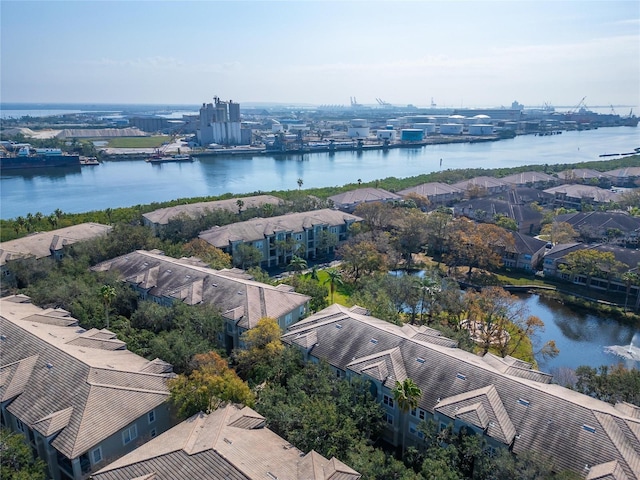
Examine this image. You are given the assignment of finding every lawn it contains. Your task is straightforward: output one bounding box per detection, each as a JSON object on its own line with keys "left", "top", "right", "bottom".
{"left": 309, "top": 269, "right": 353, "bottom": 306}
{"left": 105, "top": 136, "right": 171, "bottom": 148}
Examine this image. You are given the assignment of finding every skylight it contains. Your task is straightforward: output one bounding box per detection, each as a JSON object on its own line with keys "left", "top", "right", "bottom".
{"left": 456, "top": 373, "right": 466, "bottom": 380}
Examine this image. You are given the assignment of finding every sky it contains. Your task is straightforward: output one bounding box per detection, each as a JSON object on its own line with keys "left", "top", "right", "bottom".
{"left": 1, "top": 0, "right": 639, "bottom": 109}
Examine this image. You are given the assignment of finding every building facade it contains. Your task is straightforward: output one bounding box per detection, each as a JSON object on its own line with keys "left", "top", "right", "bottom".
{"left": 0, "top": 295, "right": 175, "bottom": 480}
{"left": 197, "top": 97, "right": 243, "bottom": 146}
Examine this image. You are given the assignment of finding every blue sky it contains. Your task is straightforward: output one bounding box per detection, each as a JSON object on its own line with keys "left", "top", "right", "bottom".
{"left": 1, "top": 0, "right": 638, "bottom": 108}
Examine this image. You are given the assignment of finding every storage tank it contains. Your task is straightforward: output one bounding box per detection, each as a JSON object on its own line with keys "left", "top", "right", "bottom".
{"left": 413, "top": 123, "right": 436, "bottom": 134}
{"left": 351, "top": 118, "right": 368, "bottom": 128}
{"left": 448, "top": 114, "right": 465, "bottom": 124}
{"left": 401, "top": 129, "right": 424, "bottom": 141}
{"left": 376, "top": 129, "right": 396, "bottom": 141}
{"left": 468, "top": 124, "right": 493, "bottom": 135}
{"left": 348, "top": 119, "right": 370, "bottom": 138}
{"left": 272, "top": 123, "right": 284, "bottom": 133}
{"left": 440, "top": 123, "right": 464, "bottom": 135}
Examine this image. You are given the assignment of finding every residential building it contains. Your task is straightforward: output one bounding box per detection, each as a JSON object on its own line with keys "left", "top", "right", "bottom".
{"left": 502, "top": 232, "right": 548, "bottom": 271}
{"left": 0, "top": 294, "right": 175, "bottom": 480}
{"left": 0, "top": 223, "right": 111, "bottom": 268}
{"left": 92, "top": 404, "right": 361, "bottom": 480}
{"left": 555, "top": 211, "right": 640, "bottom": 247}
{"left": 540, "top": 184, "right": 621, "bottom": 210}
{"left": 328, "top": 187, "right": 403, "bottom": 213}
{"left": 141, "top": 195, "right": 283, "bottom": 234}
{"left": 91, "top": 250, "right": 310, "bottom": 351}
{"left": 398, "top": 182, "right": 464, "bottom": 205}
{"left": 199, "top": 209, "right": 361, "bottom": 269}
{"left": 452, "top": 176, "right": 510, "bottom": 197}
{"left": 604, "top": 167, "right": 640, "bottom": 187}
{"left": 557, "top": 168, "right": 614, "bottom": 187}
{"left": 500, "top": 171, "right": 558, "bottom": 188}
{"left": 282, "top": 304, "right": 640, "bottom": 479}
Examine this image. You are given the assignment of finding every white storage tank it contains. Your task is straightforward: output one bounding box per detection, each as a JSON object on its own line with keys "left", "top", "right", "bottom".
{"left": 348, "top": 118, "right": 370, "bottom": 138}
{"left": 272, "top": 123, "right": 284, "bottom": 133}
{"left": 413, "top": 123, "right": 436, "bottom": 134}
{"left": 351, "top": 118, "right": 368, "bottom": 128}
{"left": 386, "top": 118, "right": 402, "bottom": 127}
{"left": 440, "top": 123, "right": 464, "bottom": 135}
{"left": 448, "top": 114, "right": 466, "bottom": 124}
{"left": 376, "top": 129, "right": 396, "bottom": 141}
{"left": 468, "top": 124, "right": 494, "bottom": 135}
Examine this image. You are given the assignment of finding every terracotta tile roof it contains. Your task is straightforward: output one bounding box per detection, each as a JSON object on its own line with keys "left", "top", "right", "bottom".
{"left": 0, "top": 223, "right": 111, "bottom": 266}
{"left": 92, "top": 250, "right": 310, "bottom": 328}
{"left": 93, "top": 404, "right": 361, "bottom": 480}
{"left": 282, "top": 305, "right": 640, "bottom": 478}
{"left": 0, "top": 295, "right": 173, "bottom": 459}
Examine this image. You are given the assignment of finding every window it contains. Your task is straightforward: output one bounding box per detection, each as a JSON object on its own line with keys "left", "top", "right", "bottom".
{"left": 91, "top": 447, "right": 103, "bottom": 465}
{"left": 150, "top": 428, "right": 157, "bottom": 438}
{"left": 16, "top": 418, "right": 25, "bottom": 432}
{"left": 254, "top": 241, "right": 263, "bottom": 249}
{"left": 409, "top": 423, "right": 425, "bottom": 438}
{"left": 385, "top": 413, "right": 394, "bottom": 425}
{"left": 148, "top": 410, "right": 156, "bottom": 424}
{"left": 122, "top": 424, "right": 138, "bottom": 445}
{"left": 285, "top": 313, "right": 293, "bottom": 326}
{"left": 383, "top": 394, "right": 394, "bottom": 408}
{"left": 418, "top": 409, "right": 426, "bottom": 420}
{"left": 410, "top": 408, "right": 417, "bottom": 417}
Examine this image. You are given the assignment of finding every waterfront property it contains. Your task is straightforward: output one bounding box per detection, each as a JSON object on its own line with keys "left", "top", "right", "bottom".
{"left": 91, "top": 250, "right": 310, "bottom": 351}
{"left": 397, "top": 182, "right": 464, "bottom": 205}
{"left": 0, "top": 222, "right": 111, "bottom": 267}
{"left": 0, "top": 294, "right": 175, "bottom": 480}
{"left": 604, "top": 166, "right": 640, "bottom": 187}
{"left": 141, "top": 195, "right": 283, "bottom": 234}
{"left": 198, "top": 209, "right": 362, "bottom": 269}
{"left": 502, "top": 232, "right": 548, "bottom": 271}
{"left": 282, "top": 303, "right": 640, "bottom": 479}
{"left": 540, "top": 184, "right": 621, "bottom": 210}
{"left": 92, "top": 404, "right": 361, "bottom": 480}
{"left": 328, "top": 187, "right": 403, "bottom": 213}
{"left": 555, "top": 211, "right": 640, "bottom": 247}
{"left": 500, "top": 171, "right": 558, "bottom": 188}
{"left": 452, "top": 176, "right": 510, "bottom": 196}
{"left": 557, "top": 168, "right": 614, "bottom": 187}
{"left": 542, "top": 242, "right": 640, "bottom": 297}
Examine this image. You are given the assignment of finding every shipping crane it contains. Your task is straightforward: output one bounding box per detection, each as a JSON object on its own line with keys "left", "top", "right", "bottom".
{"left": 568, "top": 96, "right": 587, "bottom": 114}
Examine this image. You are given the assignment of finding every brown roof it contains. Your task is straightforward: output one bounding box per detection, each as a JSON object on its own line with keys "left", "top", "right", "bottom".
{"left": 328, "top": 188, "right": 402, "bottom": 208}
{"left": 142, "top": 195, "right": 283, "bottom": 226}
{"left": 0, "top": 223, "right": 111, "bottom": 266}
{"left": 0, "top": 295, "right": 173, "bottom": 459}
{"left": 398, "top": 182, "right": 463, "bottom": 198}
{"left": 282, "top": 304, "right": 640, "bottom": 479}
{"left": 92, "top": 250, "right": 310, "bottom": 328}
{"left": 199, "top": 209, "right": 361, "bottom": 248}
{"left": 92, "top": 404, "right": 361, "bottom": 480}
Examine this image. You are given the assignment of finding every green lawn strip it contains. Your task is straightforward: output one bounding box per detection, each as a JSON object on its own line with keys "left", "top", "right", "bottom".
{"left": 314, "top": 269, "right": 353, "bottom": 306}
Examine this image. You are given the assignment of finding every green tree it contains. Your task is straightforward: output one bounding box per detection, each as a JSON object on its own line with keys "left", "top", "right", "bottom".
{"left": 168, "top": 351, "right": 255, "bottom": 419}
{"left": 338, "top": 239, "right": 386, "bottom": 283}
{"left": 324, "top": 268, "right": 343, "bottom": 303}
{"left": 0, "top": 428, "right": 47, "bottom": 480}
{"left": 233, "top": 243, "right": 263, "bottom": 269}
{"left": 574, "top": 364, "right": 640, "bottom": 405}
{"left": 234, "top": 317, "right": 285, "bottom": 383}
{"left": 559, "top": 249, "right": 628, "bottom": 289}
{"left": 236, "top": 199, "right": 244, "bottom": 214}
{"left": 392, "top": 378, "right": 423, "bottom": 453}
{"left": 288, "top": 255, "right": 308, "bottom": 275}
{"left": 100, "top": 284, "right": 117, "bottom": 329}
{"left": 181, "top": 238, "right": 232, "bottom": 269}
{"left": 540, "top": 221, "right": 578, "bottom": 244}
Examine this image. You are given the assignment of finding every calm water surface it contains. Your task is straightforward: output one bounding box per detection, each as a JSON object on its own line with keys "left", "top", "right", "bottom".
{"left": 522, "top": 294, "right": 639, "bottom": 372}
{"left": 2, "top": 126, "right": 638, "bottom": 219}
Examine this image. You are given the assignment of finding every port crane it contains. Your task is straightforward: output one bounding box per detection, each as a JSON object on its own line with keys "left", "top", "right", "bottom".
{"left": 568, "top": 96, "right": 587, "bottom": 114}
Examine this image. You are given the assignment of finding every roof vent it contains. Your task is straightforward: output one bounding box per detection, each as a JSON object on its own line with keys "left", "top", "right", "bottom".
{"left": 0, "top": 334, "right": 6, "bottom": 341}
{"left": 582, "top": 424, "right": 596, "bottom": 434}
{"left": 167, "top": 269, "right": 172, "bottom": 273}
{"left": 223, "top": 437, "right": 232, "bottom": 444}
{"left": 370, "top": 338, "right": 378, "bottom": 345}
{"left": 267, "top": 473, "right": 278, "bottom": 480}
{"left": 46, "top": 363, "right": 54, "bottom": 369}
{"left": 518, "top": 398, "right": 530, "bottom": 407}
{"left": 456, "top": 373, "right": 466, "bottom": 380}
{"left": 336, "top": 324, "right": 342, "bottom": 329}
{"left": 212, "top": 283, "right": 218, "bottom": 287}
{"left": 416, "top": 357, "right": 426, "bottom": 364}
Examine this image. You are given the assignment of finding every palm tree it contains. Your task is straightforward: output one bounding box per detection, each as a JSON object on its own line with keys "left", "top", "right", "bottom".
{"left": 289, "top": 255, "right": 307, "bottom": 275}
{"left": 323, "top": 268, "right": 343, "bottom": 303}
{"left": 100, "top": 284, "right": 117, "bottom": 329}
{"left": 622, "top": 270, "right": 640, "bottom": 312}
{"left": 392, "top": 378, "right": 423, "bottom": 453}
{"left": 297, "top": 178, "right": 303, "bottom": 190}
{"left": 236, "top": 199, "right": 244, "bottom": 214}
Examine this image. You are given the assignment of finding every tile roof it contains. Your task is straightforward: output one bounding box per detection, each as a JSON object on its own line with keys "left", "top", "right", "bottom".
{"left": 397, "top": 182, "right": 463, "bottom": 197}
{"left": 199, "top": 209, "right": 362, "bottom": 248}
{"left": 555, "top": 212, "right": 640, "bottom": 236}
{"left": 328, "top": 188, "right": 402, "bottom": 207}
{"left": 557, "top": 169, "right": 614, "bottom": 181}
{"left": 0, "top": 295, "right": 173, "bottom": 459}
{"left": 501, "top": 171, "right": 557, "bottom": 185}
{"left": 142, "top": 195, "right": 283, "bottom": 226}
{"left": 92, "top": 404, "right": 361, "bottom": 480}
{"left": 452, "top": 176, "right": 509, "bottom": 190}
{"left": 92, "top": 250, "right": 310, "bottom": 328}
{"left": 604, "top": 167, "right": 640, "bottom": 178}
{"left": 543, "top": 184, "right": 621, "bottom": 203}
{"left": 282, "top": 304, "right": 640, "bottom": 479}
{"left": 0, "top": 223, "right": 112, "bottom": 266}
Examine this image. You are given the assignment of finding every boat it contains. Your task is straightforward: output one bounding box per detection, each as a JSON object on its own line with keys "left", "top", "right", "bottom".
{"left": 79, "top": 156, "right": 100, "bottom": 165}
{"left": 146, "top": 153, "right": 192, "bottom": 163}
{"left": 0, "top": 147, "right": 80, "bottom": 170}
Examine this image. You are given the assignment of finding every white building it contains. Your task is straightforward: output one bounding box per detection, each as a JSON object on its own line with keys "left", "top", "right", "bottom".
{"left": 197, "top": 97, "right": 243, "bottom": 146}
